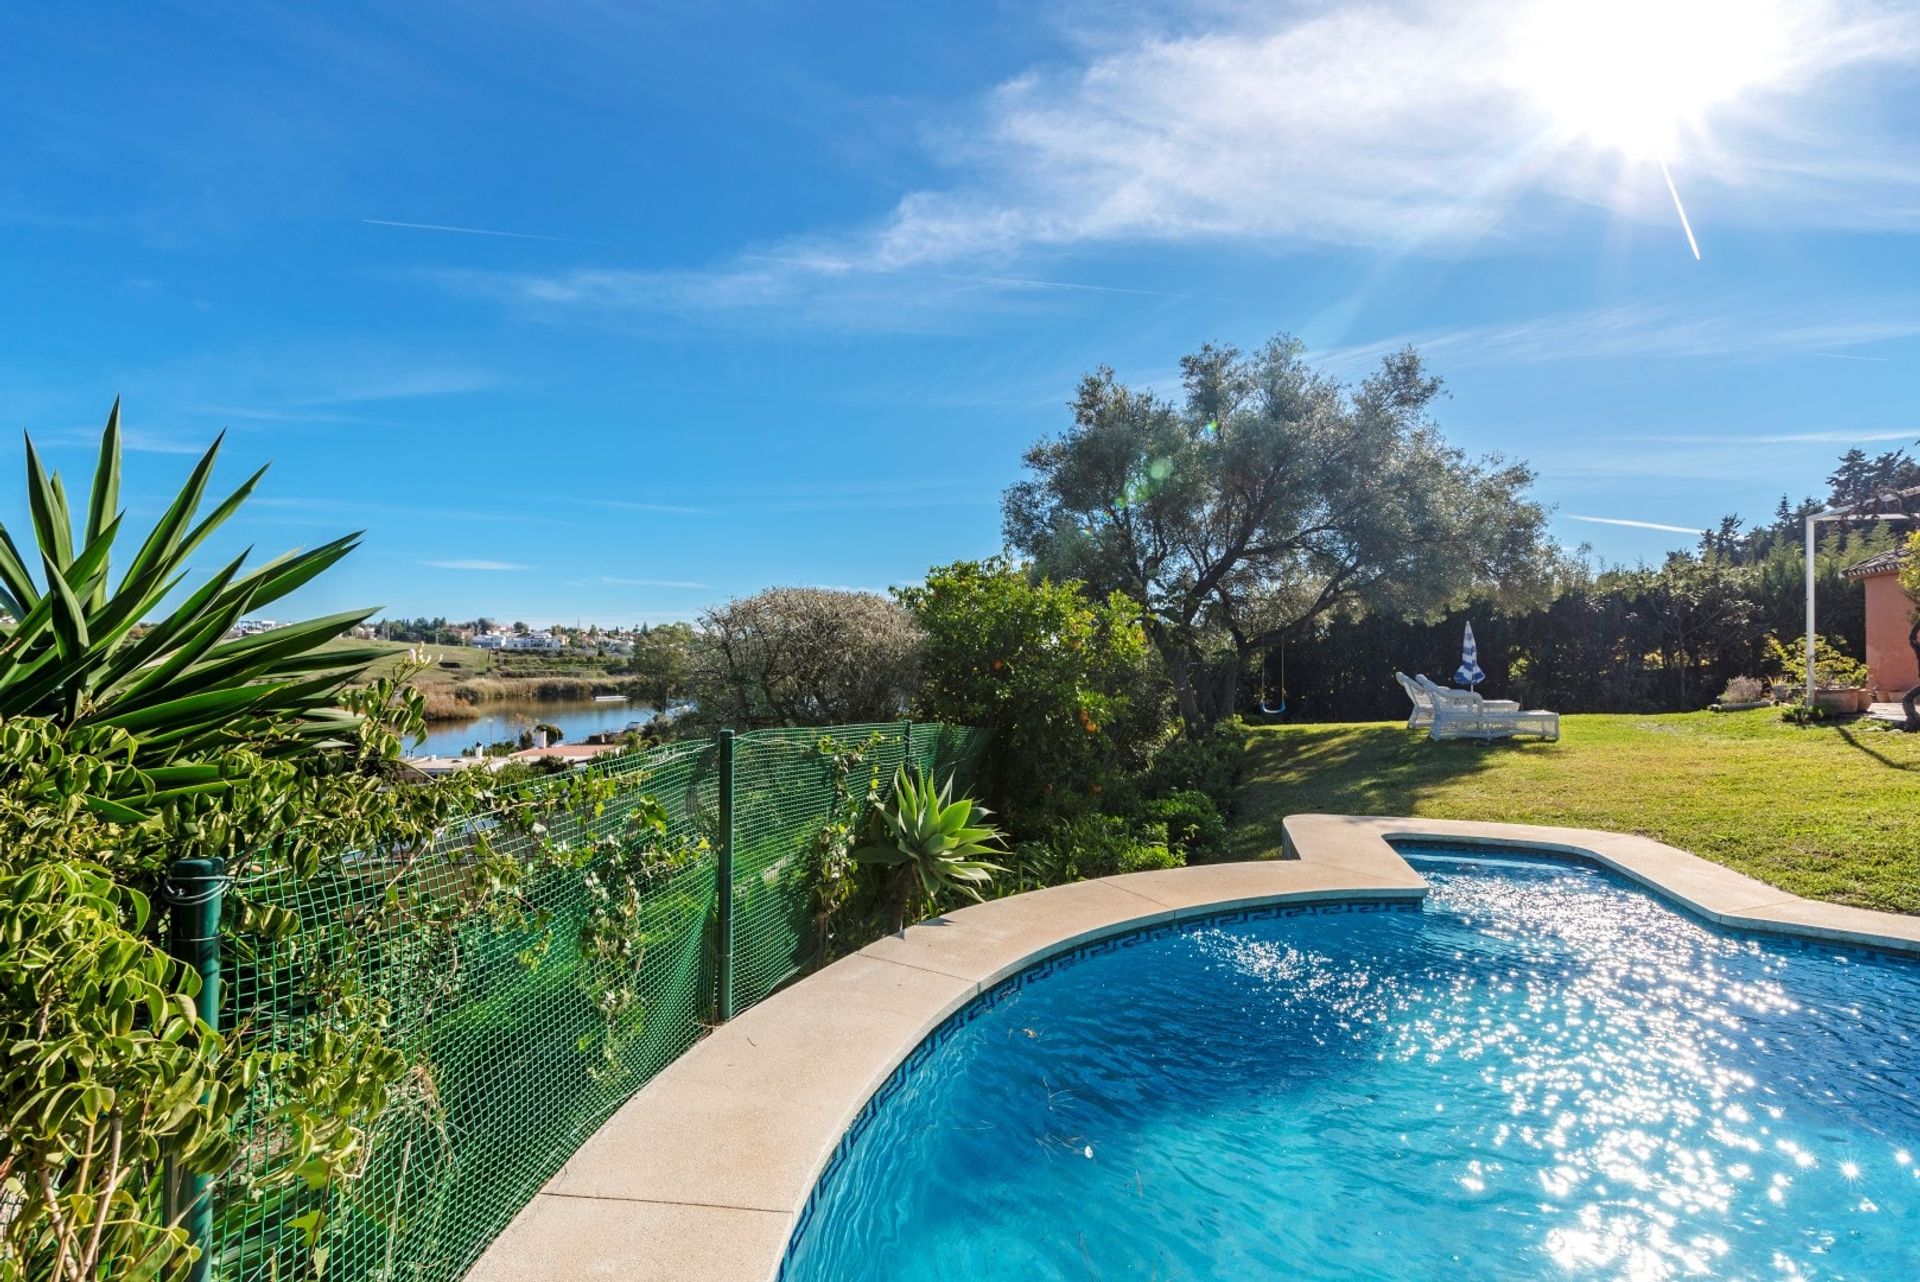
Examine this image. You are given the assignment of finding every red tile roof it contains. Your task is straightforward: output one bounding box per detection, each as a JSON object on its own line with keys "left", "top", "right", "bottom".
{"left": 1842, "top": 547, "right": 1911, "bottom": 579}
{"left": 507, "top": 742, "right": 625, "bottom": 762}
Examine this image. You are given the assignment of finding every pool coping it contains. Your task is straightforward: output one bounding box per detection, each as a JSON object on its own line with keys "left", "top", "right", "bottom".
{"left": 1285, "top": 814, "right": 1920, "bottom": 960}
{"left": 464, "top": 814, "right": 1920, "bottom": 1282}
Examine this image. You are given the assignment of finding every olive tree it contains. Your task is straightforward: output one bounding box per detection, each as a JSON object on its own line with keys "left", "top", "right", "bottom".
{"left": 1003, "top": 337, "right": 1552, "bottom": 729}
{"left": 691, "top": 587, "right": 923, "bottom": 727}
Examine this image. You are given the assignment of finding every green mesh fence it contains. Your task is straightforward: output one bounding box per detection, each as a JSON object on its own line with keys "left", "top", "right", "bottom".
{"left": 204, "top": 721, "right": 987, "bottom": 1282}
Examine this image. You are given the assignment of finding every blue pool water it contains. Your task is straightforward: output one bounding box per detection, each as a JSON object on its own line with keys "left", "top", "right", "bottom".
{"left": 780, "top": 847, "right": 1920, "bottom": 1281}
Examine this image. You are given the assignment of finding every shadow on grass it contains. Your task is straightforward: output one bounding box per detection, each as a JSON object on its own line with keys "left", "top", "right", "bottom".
{"left": 1230, "top": 722, "right": 1540, "bottom": 858}
{"left": 1835, "top": 726, "right": 1919, "bottom": 773}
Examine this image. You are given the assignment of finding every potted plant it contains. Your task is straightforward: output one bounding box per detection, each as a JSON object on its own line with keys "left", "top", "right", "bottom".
{"left": 1765, "top": 635, "right": 1872, "bottom": 715}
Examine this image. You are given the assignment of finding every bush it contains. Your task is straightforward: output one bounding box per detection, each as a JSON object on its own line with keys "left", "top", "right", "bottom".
{"left": 0, "top": 408, "right": 509, "bottom": 1280}
{"left": 1143, "top": 789, "right": 1228, "bottom": 863}
{"left": 1020, "top": 813, "right": 1184, "bottom": 884}
{"left": 900, "top": 559, "right": 1167, "bottom": 833}
{"left": 1765, "top": 633, "right": 1870, "bottom": 690}
{"left": 691, "top": 587, "right": 923, "bottom": 727}
{"left": 1142, "top": 716, "right": 1248, "bottom": 810}
{"left": 1718, "top": 675, "right": 1766, "bottom": 704}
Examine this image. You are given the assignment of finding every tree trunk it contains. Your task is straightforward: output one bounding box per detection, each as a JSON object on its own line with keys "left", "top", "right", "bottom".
{"left": 1161, "top": 645, "right": 1205, "bottom": 732}
{"left": 1197, "top": 660, "right": 1240, "bottom": 729}
{"left": 1149, "top": 627, "right": 1247, "bottom": 735}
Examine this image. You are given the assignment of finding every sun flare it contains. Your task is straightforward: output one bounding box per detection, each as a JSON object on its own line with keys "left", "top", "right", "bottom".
{"left": 1510, "top": 0, "right": 1796, "bottom": 159}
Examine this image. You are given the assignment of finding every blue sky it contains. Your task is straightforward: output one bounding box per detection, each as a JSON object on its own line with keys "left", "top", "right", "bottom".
{"left": 4, "top": 1, "right": 1918, "bottom": 626}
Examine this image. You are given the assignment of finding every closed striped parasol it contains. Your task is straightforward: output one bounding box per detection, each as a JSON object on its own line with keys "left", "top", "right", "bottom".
{"left": 1453, "top": 621, "right": 1485, "bottom": 690}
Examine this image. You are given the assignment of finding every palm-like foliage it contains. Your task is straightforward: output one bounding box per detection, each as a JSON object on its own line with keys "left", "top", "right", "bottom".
{"left": 0, "top": 402, "right": 385, "bottom": 790}
{"left": 855, "top": 766, "right": 1005, "bottom": 930}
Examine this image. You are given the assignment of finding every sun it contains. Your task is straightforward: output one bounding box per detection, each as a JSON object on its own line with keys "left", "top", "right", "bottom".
{"left": 1509, "top": 0, "right": 1796, "bottom": 160}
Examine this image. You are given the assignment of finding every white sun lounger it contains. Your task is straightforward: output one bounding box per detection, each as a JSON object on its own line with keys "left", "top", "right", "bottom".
{"left": 1394, "top": 671, "right": 1439, "bottom": 730}
{"left": 1396, "top": 670, "right": 1518, "bottom": 729}
{"left": 1406, "top": 673, "right": 1559, "bottom": 742}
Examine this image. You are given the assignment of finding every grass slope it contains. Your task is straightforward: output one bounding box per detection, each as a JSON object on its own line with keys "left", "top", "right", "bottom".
{"left": 1233, "top": 711, "right": 1920, "bottom": 915}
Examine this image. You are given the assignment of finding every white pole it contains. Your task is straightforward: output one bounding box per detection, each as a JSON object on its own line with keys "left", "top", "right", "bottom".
{"left": 1804, "top": 513, "right": 1818, "bottom": 709}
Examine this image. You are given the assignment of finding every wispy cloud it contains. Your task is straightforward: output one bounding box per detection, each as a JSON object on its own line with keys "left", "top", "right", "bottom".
{"left": 737, "top": 255, "right": 1236, "bottom": 303}
{"left": 563, "top": 496, "right": 713, "bottom": 516}
{"left": 43, "top": 425, "right": 205, "bottom": 456}
{"left": 363, "top": 217, "right": 580, "bottom": 243}
{"left": 254, "top": 496, "right": 577, "bottom": 528}
{"left": 1315, "top": 299, "right": 1920, "bottom": 370}
{"left": 1563, "top": 514, "right": 1706, "bottom": 535}
{"left": 196, "top": 404, "right": 399, "bottom": 427}
{"left": 423, "top": 559, "right": 532, "bottom": 571}
{"left": 559, "top": 479, "right": 997, "bottom": 518}
{"left": 114, "top": 342, "right": 504, "bottom": 432}
{"left": 432, "top": 1, "right": 1920, "bottom": 327}
{"left": 599, "top": 575, "right": 710, "bottom": 589}
{"left": 1653, "top": 428, "right": 1919, "bottom": 445}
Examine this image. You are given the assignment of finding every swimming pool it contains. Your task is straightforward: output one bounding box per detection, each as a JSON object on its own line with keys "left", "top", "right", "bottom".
{"left": 779, "top": 845, "right": 1920, "bottom": 1280}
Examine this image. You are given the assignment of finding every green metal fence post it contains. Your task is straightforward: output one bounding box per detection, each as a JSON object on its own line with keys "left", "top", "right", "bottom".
{"left": 715, "top": 729, "right": 736, "bottom": 1023}
{"left": 165, "top": 857, "right": 226, "bottom": 1282}
{"left": 901, "top": 718, "right": 913, "bottom": 770}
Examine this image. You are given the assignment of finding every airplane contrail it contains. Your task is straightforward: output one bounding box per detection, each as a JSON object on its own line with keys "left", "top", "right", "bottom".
{"left": 1566, "top": 513, "right": 1706, "bottom": 535}
{"left": 1658, "top": 160, "right": 1701, "bottom": 261}
{"left": 362, "top": 218, "right": 578, "bottom": 243}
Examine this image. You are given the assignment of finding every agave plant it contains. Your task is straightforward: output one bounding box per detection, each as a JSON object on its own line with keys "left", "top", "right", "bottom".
{"left": 0, "top": 402, "right": 385, "bottom": 812}
{"left": 855, "top": 765, "right": 1006, "bottom": 932}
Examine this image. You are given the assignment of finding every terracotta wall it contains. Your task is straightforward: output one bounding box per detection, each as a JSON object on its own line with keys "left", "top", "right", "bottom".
{"left": 1863, "top": 571, "right": 1920, "bottom": 697}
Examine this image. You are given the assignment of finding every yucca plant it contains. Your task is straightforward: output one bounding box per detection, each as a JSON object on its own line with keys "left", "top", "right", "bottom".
{"left": 855, "top": 765, "right": 1006, "bottom": 932}
{"left": 0, "top": 402, "right": 386, "bottom": 817}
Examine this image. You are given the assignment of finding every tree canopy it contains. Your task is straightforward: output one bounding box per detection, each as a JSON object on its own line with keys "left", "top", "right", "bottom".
{"left": 690, "top": 587, "right": 922, "bottom": 727}
{"left": 898, "top": 558, "right": 1161, "bottom": 827}
{"left": 1003, "top": 336, "right": 1551, "bottom": 728}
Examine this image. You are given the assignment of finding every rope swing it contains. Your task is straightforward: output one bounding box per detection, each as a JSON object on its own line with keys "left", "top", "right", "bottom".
{"left": 1258, "top": 641, "right": 1287, "bottom": 717}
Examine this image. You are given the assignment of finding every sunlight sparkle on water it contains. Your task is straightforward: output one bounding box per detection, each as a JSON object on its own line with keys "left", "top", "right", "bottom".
{"left": 782, "top": 855, "right": 1920, "bottom": 1282}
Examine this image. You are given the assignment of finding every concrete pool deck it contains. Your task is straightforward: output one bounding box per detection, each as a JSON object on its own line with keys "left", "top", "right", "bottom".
{"left": 466, "top": 815, "right": 1920, "bottom": 1282}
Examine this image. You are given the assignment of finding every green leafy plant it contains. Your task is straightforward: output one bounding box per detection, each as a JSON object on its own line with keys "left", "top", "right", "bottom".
{"left": 899, "top": 558, "right": 1165, "bottom": 833}
{"left": 810, "top": 731, "right": 887, "bottom": 954}
{"left": 1142, "top": 789, "right": 1227, "bottom": 863}
{"left": 0, "top": 858, "right": 226, "bottom": 1282}
{"left": 854, "top": 767, "right": 1006, "bottom": 932}
{"left": 0, "top": 406, "right": 523, "bottom": 1281}
{"left": 575, "top": 796, "right": 709, "bottom": 1081}
{"left": 1764, "top": 633, "right": 1870, "bottom": 691}
{"left": 0, "top": 403, "right": 387, "bottom": 819}
{"left": 1015, "top": 813, "right": 1182, "bottom": 887}
{"left": 0, "top": 719, "right": 431, "bottom": 1282}
{"left": 1141, "top": 717, "right": 1247, "bottom": 810}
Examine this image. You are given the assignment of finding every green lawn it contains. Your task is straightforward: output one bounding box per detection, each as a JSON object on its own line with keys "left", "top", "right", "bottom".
{"left": 1232, "top": 711, "right": 1920, "bottom": 915}
{"left": 321, "top": 636, "right": 494, "bottom": 685}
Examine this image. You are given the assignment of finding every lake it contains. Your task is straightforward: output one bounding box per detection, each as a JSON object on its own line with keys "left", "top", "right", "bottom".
{"left": 406, "top": 697, "right": 660, "bottom": 757}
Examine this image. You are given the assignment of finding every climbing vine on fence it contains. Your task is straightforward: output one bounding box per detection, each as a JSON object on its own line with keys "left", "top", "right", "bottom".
{"left": 809, "top": 730, "right": 887, "bottom": 957}
{"left": 575, "top": 796, "right": 710, "bottom": 1082}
